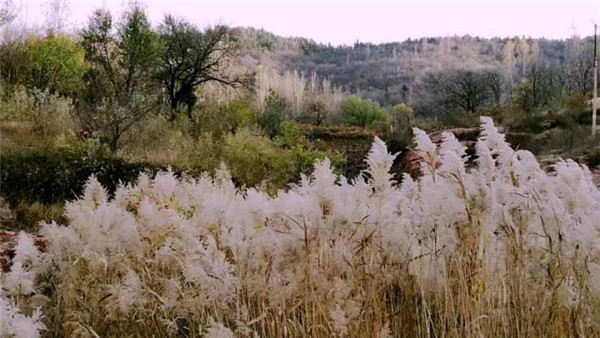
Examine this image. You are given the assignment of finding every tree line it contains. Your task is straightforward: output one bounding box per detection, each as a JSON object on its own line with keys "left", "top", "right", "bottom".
{"left": 265, "top": 31, "right": 598, "bottom": 120}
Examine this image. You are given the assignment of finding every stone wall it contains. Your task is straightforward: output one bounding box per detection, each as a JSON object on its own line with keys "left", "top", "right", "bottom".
{"left": 298, "top": 124, "right": 377, "bottom": 178}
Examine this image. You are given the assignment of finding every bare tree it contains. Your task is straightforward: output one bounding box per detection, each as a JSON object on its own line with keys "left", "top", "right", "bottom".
{"left": 0, "top": 0, "right": 16, "bottom": 27}
{"left": 301, "top": 99, "right": 326, "bottom": 125}
{"left": 440, "top": 70, "right": 491, "bottom": 113}
{"left": 502, "top": 39, "right": 516, "bottom": 87}
{"left": 564, "top": 36, "right": 594, "bottom": 95}
{"left": 512, "top": 62, "right": 559, "bottom": 112}
{"left": 157, "top": 16, "right": 246, "bottom": 120}
{"left": 43, "top": 0, "right": 70, "bottom": 35}
{"left": 515, "top": 38, "right": 530, "bottom": 76}
{"left": 486, "top": 70, "right": 504, "bottom": 104}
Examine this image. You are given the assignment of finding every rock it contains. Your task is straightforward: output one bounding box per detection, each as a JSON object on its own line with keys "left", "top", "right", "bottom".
{"left": 394, "top": 127, "right": 480, "bottom": 178}
{"left": 395, "top": 149, "right": 423, "bottom": 177}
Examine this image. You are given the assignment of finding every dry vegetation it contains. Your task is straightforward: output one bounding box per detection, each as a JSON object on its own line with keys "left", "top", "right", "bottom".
{"left": 2, "top": 118, "right": 600, "bottom": 337}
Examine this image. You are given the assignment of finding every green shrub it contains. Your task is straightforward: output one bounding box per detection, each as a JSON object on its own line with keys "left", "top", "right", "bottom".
{"left": 12, "top": 202, "right": 65, "bottom": 232}
{"left": 222, "top": 128, "right": 344, "bottom": 191}
{"left": 187, "top": 99, "right": 258, "bottom": 138}
{"left": 0, "top": 141, "right": 160, "bottom": 206}
{"left": 502, "top": 94, "right": 590, "bottom": 134}
{"left": 277, "top": 121, "right": 304, "bottom": 148}
{"left": 223, "top": 99, "right": 257, "bottom": 133}
{"left": 223, "top": 128, "right": 295, "bottom": 189}
{"left": 260, "top": 90, "right": 286, "bottom": 138}
{"left": 341, "top": 96, "right": 391, "bottom": 131}
{"left": 23, "top": 34, "right": 88, "bottom": 96}
{"left": 290, "top": 144, "right": 345, "bottom": 179}
{"left": 170, "top": 133, "right": 223, "bottom": 176}
{"left": 0, "top": 35, "right": 88, "bottom": 96}
{"left": 584, "top": 147, "right": 600, "bottom": 168}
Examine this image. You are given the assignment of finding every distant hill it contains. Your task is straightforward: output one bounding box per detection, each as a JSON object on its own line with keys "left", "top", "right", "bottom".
{"left": 235, "top": 27, "right": 594, "bottom": 119}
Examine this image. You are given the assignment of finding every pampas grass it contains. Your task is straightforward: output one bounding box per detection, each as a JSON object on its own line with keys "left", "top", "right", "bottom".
{"left": 2, "top": 117, "right": 600, "bottom": 337}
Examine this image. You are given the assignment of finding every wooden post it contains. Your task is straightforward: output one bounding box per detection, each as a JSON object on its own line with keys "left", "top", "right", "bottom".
{"left": 594, "top": 24, "right": 598, "bottom": 135}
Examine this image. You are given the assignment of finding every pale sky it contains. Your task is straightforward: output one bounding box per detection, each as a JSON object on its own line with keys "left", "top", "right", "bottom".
{"left": 16, "top": 0, "right": 600, "bottom": 45}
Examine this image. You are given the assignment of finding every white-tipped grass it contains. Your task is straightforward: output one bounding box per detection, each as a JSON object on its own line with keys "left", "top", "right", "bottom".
{"left": 2, "top": 117, "right": 600, "bottom": 337}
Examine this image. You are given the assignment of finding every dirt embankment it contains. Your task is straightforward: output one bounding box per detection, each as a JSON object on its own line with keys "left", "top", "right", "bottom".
{"left": 394, "top": 128, "right": 600, "bottom": 186}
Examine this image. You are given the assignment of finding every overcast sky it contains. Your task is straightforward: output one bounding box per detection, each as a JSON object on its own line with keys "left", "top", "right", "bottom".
{"left": 17, "top": 0, "right": 600, "bottom": 45}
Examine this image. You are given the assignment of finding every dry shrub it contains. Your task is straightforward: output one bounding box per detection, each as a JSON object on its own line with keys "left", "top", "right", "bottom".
{"left": 119, "top": 115, "right": 222, "bottom": 173}
{"left": 0, "top": 87, "right": 77, "bottom": 148}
